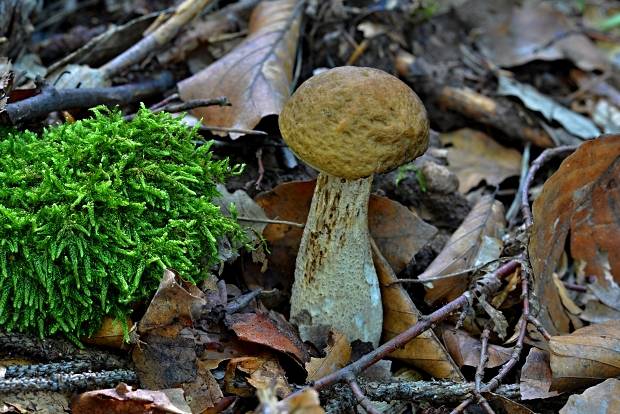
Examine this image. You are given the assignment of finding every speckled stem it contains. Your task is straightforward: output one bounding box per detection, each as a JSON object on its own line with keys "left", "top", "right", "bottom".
{"left": 290, "top": 173, "right": 382, "bottom": 346}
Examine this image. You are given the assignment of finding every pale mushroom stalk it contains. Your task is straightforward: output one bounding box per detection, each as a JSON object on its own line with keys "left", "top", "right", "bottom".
{"left": 290, "top": 173, "right": 380, "bottom": 345}
{"left": 279, "top": 66, "right": 429, "bottom": 347}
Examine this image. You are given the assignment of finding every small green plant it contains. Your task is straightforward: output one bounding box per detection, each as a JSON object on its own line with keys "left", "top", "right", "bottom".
{"left": 0, "top": 106, "right": 247, "bottom": 341}
{"left": 394, "top": 164, "right": 427, "bottom": 192}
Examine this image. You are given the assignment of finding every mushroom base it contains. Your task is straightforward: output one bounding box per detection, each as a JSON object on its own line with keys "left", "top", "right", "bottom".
{"left": 290, "top": 173, "right": 382, "bottom": 347}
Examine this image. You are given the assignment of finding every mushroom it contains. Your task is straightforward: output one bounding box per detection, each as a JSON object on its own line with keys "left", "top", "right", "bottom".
{"left": 279, "top": 66, "right": 429, "bottom": 346}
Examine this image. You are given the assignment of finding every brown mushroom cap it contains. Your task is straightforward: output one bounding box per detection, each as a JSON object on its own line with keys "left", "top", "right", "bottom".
{"left": 279, "top": 66, "right": 430, "bottom": 179}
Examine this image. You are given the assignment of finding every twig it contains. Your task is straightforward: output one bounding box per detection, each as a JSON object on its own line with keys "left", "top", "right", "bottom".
{"left": 520, "top": 145, "right": 579, "bottom": 227}
{"left": 451, "top": 259, "right": 531, "bottom": 414}
{"left": 225, "top": 289, "right": 262, "bottom": 314}
{"left": 347, "top": 377, "right": 381, "bottom": 414}
{"left": 506, "top": 142, "right": 531, "bottom": 225}
{"left": 322, "top": 380, "right": 520, "bottom": 412}
{"left": 475, "top": 327, "right": 491, "bottom": 392}
{"left": 100, "top": 0, "right": 215, "bottom": 77}
{"left": 392, "top": 259, "right": 502, "bottom": 285}
{"left": 2, "top": 72, "right": 174, "bottom": 124}
{"left": 527, "top": 315, "right": 552, "bottom": 341}
{"left": 255, "top": 148, "right": 265, "bottom": 190}
{"left": 236, "top": 216, "right": 305, "bottom": 228}
{"left": 124, "top": 97, "right": 230, "bottom": 120}
{"left": 0, "top": 370, "right": 137, "bottom": 393}
{"left": 198, "top": 125, "right": 268, "bottom": 135}
{"left": 563, "top": 281, "right": 588, "bottom": 292}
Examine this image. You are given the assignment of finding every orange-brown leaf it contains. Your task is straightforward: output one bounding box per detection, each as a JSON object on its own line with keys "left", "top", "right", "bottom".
{"left": 529, "top": 135, "right": 620, "bottom": 335}
{"left": 440, "top": 128, "right": 522, "bottom": 193}
{"left": 373, "top": 241, "right": 463, "bottom": 381}
{"left": 177, "top": 0, "right": 302, "bottom": 138}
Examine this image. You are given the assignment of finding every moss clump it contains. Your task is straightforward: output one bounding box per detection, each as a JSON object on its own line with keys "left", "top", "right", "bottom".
{"left": 0, "top": 106, "right": 247, "bottom": 340}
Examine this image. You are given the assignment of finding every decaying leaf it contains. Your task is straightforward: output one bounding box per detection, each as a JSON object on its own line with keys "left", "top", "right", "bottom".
{"left": 559, "top": 378, "right": 620, "bottom": 414}
{"left": 482, "top": 392, "right": 535, "bottom": 414}
{"left": 529, "top": 135, "right": 620, "bottom": 335}
{"left": 71, "top": 383, "right": 191, "bottom": 414}
{"left": 520, "top": 348, "right": 560, "bottom": 400}
{"left": 132, "top": 270, "right": 224, "bottom": 411}
{"left": 440, "top": 128, "right": 522, "bottom": 193}
{"left": 498, "top": 76, "right": 600, "bottom": 140}
{"left": 178, "top": 0, "right": 302, "bottom": 138}
{"left": 252, "top": 180, "right": 437, "bottom": 290}
{"left": 256, "top": 387, "right": 325, "bottom": 414}
{"left": 373, "top": 242, "right": 463, "bottom": 380}
{"left": 81, "top": 316, "right": 133, "bottom": 349}
{"left": 458, "top": 1, "right": 609, "bottom": 71}
{"left": 224, "top": 355, "right": 291, "bottom": 398}
{"left": 227, "top": 311, "right": 309, "bottom": 365}
{"left": 549, "top": 320, "right": 620, "bottom": 392}
{"left": 441, "top": 327, "right": 511, "bottom": 369}
{"left": 419, "top": 195, "right": 505, "bottom": 304}
{"left": 305, "top": 331, "right": 352, "bottom": 382}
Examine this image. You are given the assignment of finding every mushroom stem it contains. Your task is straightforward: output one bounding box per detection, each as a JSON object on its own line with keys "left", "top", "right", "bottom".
{"left": 290, "top": 173, "right": 382, "bottom": 346}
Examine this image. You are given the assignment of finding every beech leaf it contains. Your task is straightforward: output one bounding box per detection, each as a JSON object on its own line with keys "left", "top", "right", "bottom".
{"left": 440, "top": 128, "right": 522, "bottom": 193}
{"left": 529, "top": 135, "right": 620, "bottom": 335}
{"left": 419, "top": 195, "right": 505, "bottom": 304}
{"left": 178, "top": 0, "right": 302, "bottom": 138}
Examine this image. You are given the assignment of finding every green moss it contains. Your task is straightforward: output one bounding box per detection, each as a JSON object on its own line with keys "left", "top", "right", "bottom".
{"left": 0, "top": 106, "right": 247, "bottom": 340}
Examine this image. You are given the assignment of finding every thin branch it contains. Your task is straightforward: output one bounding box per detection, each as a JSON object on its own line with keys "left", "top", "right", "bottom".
{"left": 475, "top": 327, "right": 491, "bottom": 392}
{"left": 236, "top": 216, "right": 305, "bottom": 228}
{"left": 2, "top": 72, "right": 174, "bottom": 124}
{"left": 527, "top": 315, "right": 552, "bottom": 341}
{"left": 520, "top": 145, "right": 579, "bottom": 227}
{"left": 451, "top": 259, "right": 531, "bottom": 414}
{"left": 124, "top": 97, "right": 231, "bottom": 120}
{"left": 347, "top": 377, "right": 381, "bottom": 414}
{"left": 198, "top": 125, "right": 268, "bottom": 135}
{"left": 100, "top": 0, "right": 215, "bottom": 77}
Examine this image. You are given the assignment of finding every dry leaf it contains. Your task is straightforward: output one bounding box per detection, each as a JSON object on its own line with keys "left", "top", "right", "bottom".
{"left": 482, "top": 392, "right": 535, "bottom": 414}
{"left": 520, "top": 348, "right": 560, "bottom": 400}
{"left": 256, "top": 387, "right": 325, "bottom": 414}
{"left": 552, "top": 274, "right": 583, "bottom": 315}
{"left": 373, "top": 241, "right": 463, "bottom": 380}
{"left": 440, "top": 327, "right": 512, "bottom": 369}
{"left": 225, "top": 355, "right": 291, "bottom": 398}
{"left": 529, "top": 135, "right": 620, "bottom": 335}
{"left": 440, "top": 128, "right": 522, "bottom": 193}
{"left": 305, "top": 331, "right": 352, "bottom": 382}
{"left": 459, "top": 1, "right": 609, "bottom": 71}
{"left": 71, "top": 383, "right": 191, "bottom": 414}
{"left": 82, "top": 316, "right": 133, "bottom": 349}
{"left": 559, "top": 378, "right": 620, "bottom": 414}
{"left": 581, "top": 301, "right": 620, "bottom": 324}
{"left": 178, "top": 0, "right": 302, "bottom": 138}
{"left": 227, "top": 311, "right": 309, "bottom": 365}
{"left": 419, "top": 195, "right": 505, "bottom": 304}
{"left": 549, "top": 320, "right": 620, "bottom": 392}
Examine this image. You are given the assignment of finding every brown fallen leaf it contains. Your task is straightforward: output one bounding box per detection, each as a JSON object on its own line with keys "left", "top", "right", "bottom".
{"left": 559, "top": 378, "right": 620, "bottom": 414}
{"left": 439, "top": 128, "right": 522, "bottom": 193}
{"left": 482, "top": 392, "right": 535, "bottom": 414}
{"left": 529, "top": 135, "right": 620, "bottom": 335}
{"left": 440, "top": 327, "right": 512, "bottom": 369}
{"left": 305, "top": 331, "right": 352, "bottom": 382}
{"left": 372, "top": 240, "right": 463, "bottom": 381}
{"left": 549, "top": 320, "right": 620, "bottom": 392}
{"left": 227, "top": 311, "right": 309, "bottom": 366}
{"left": 520, "top": 348, "right": 560, "bottom": 400}
{"left": 251, "top": 180, "right": 438, "bottom": 291}
{"left": 225, "top": 355, "right": 291, "bottom": 398}
{"left": 71, "top": 383, "right": 191, "bottom": 414}
{"left": 458, "top": 1, "right": 609, "bottom": 71}
{"left": 419, "top": 195, "right": 505, "bottom": 304}
{"left": 82, "top": 316, "right": 133, "bottom": 350}
{"left": 255, "top": 387, "right": 325, "bottom": 414}
{"left": 178, "top": 0, "right": 302, "bottom": 138}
